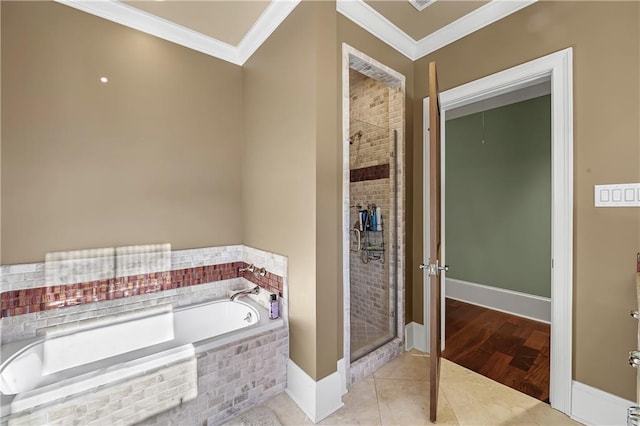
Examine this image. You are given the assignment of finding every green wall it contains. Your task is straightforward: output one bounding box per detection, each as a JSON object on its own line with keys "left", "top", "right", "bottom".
{"left": 445, "top": 95, "right": 551, "bottom": 298}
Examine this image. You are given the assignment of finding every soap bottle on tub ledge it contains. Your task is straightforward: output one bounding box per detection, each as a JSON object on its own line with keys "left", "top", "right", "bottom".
{"left": 269, "top": 294, "right": 280, "bottom": 319}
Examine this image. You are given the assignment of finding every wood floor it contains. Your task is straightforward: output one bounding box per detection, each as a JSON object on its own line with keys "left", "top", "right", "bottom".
{"left": 443, "top": 298, "right": 550, "bottom": 402}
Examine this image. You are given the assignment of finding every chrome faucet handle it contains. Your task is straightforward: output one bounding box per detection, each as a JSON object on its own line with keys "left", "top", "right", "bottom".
{"left": 631, "top": 310, "right": 639, "bottom": 319}
{"left": 239, "top": 264, "right": 255, "bottom": 273}
{"left": 629, "top": 350, "right": 640, "bottom": 367}
{"left": 258, "top": 267, "right": 267, "bottom": 277}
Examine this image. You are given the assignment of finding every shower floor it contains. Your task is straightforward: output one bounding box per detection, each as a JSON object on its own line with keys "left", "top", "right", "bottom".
{"left": 350, "top": 313, "right": 393, "bottom": 361}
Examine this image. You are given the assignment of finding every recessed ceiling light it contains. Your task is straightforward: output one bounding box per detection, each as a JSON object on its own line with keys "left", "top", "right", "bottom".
{"left": 100, "top": 77, "right": 109, "bottom": 83}
{"left": 409, "top": 0, "right": 437, "bottom": 11}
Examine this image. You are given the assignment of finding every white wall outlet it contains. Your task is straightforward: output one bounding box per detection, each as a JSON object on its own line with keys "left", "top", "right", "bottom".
{"left": 594, "top": 183, "right": 640, "bottom": 207}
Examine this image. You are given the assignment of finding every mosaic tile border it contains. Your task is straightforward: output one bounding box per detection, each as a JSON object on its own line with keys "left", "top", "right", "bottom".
{"left": 0, "top": 261, "right": 283, "bottom": 318}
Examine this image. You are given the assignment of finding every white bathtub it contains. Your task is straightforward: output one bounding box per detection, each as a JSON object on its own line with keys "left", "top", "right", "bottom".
{"left": 0, "top": 297, "right": 282, "bottom": 419}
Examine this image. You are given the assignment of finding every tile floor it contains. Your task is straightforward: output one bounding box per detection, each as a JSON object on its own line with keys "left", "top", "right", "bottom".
{"left": 261, "top": 350, "right": 581, "bottom": 425}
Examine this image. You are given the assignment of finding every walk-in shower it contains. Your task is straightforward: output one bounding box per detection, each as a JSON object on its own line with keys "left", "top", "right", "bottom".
{"left": 347, "top": 65, "right": 401, "bottom": 363}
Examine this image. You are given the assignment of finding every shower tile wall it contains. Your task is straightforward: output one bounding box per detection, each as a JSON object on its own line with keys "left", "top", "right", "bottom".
{"left": 349, "top": 69, "right": 402, "bottom": 358}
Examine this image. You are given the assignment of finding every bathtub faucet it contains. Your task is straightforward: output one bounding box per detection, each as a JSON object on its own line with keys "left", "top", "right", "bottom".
{"left": 239, "top": 264, "right": 256, "bottom": 273}
{"left": 230, "top": 285, "right": 260, "bottom": 301}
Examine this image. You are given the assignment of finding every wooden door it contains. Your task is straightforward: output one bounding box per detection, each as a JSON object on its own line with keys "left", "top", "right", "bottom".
{"left": 428, "top": 61, "right": 442, "bottom": 423}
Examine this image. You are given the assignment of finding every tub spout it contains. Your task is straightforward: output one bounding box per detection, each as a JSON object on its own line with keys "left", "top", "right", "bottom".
{"left": 230, "top": 285, "right": 260, "bottom": 301}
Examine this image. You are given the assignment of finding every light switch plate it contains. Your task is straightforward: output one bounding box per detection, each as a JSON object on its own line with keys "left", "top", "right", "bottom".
{"left": 594, "top": 183, "right": 640, "bottom": 207}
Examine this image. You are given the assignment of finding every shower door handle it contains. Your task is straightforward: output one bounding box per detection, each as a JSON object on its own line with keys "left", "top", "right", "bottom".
{"left": 350, "top": 229, "right": 361, "bottom": 252}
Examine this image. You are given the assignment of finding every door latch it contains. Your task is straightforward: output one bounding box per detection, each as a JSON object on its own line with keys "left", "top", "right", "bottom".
{"left": 419, "top": 260, "right": 449, "bottom": 276}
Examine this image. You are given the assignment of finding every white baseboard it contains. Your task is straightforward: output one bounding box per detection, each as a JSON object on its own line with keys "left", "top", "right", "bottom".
{"left": 570, "top": 381, "right": 635, "bottom": 426}
{"left": 404, "top": 321, "right": 428, "bottom": 353}
{"left": 337, "top": 358, "right": 347, "bottom": 396}
{"left": 446, "top": 278, "right": 551, "bottom": 323}
{"left": 285, "top": 359, "right": 344, "bottom": 423}
{"left": 404, "top": 322, "right": 414, "bottom": 351}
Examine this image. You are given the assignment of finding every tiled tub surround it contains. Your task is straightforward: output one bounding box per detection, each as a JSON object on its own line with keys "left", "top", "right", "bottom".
{"left": 1, "top": 262, "right": 283, "bottom": 319}
{"left": 0, "top": 245, "right": 288, "bottom": 425}
{"left": 141, "top": 327, "right": 288, "bottom": 426}
{"left": 1, "top": 245, "right": 287, "bottom": 343}
{"left": 2, "top": 298, "right": 284, "bottom": 425}
{"left": 8, "top": 357, "right": 198, "bottom": 426}
{"left": 1, "top": 263, "right": 244, "bottom": 317}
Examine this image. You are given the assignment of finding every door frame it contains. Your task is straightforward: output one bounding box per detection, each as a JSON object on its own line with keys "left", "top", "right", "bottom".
{"left": 422, "top": 47, "right": 573, "bottom": 414}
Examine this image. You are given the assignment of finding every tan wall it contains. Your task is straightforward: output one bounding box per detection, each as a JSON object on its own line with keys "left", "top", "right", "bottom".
{"left": 337, "top": 14, "right": 415, "bottom": 326}
{"left": 243, "top": 2, "right": 321, "bottom": 379}
{"left": 413, "top": 1, "right": 640, "bottom": 400}
{"left": 314, "top": 2, "right": 341, "bottom": 379}
{"left": 243, "top": 5, "right": 415, "bottom": 380}
{"left": 1, "top": 2, "right": 244, "bottom": 264}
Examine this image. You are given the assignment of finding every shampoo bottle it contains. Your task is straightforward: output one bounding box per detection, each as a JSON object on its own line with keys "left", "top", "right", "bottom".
{"left": 376, "top": 207, "right": 382, "bottom": 231}
{"left": 371, "top": 208, "right": 377, "bottom": 231}
{"left": 269, "top": 294, "right": 280, "bottom": 319}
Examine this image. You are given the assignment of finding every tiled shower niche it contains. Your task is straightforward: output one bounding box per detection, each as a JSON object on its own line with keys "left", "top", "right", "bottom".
{"left": 349, "top": 68, "right": 402, "bottom": 362}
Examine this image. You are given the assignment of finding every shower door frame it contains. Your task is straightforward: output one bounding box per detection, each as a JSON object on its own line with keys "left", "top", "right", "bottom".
{"left": 341, "top": 43, "right": 406, "bottom": 387}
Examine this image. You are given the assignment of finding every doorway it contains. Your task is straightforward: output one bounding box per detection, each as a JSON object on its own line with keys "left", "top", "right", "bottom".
{"left": 422, "top": 48, "right": 573, "bottom": 415}
{"left": 441, "top": 90, "right": 552, "bottom": 401}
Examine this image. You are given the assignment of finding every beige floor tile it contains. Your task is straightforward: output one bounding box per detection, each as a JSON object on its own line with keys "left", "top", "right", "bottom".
{"left": 373, "top": 351, "right": 429, "bottom": 381}
{"left": 439, "top": 359, "right": 578, "bottom": 425}
{"left": 375, "top": 378, "right": 459, "bottom": 426}
{"left": 262, "top": 391, "right": 308, "bottom": 426}
{"left": 316, "top": 377, "right": 381, "bottom": 425}
{"left": 261, "top": 353, "right": 580, "bottom": 426}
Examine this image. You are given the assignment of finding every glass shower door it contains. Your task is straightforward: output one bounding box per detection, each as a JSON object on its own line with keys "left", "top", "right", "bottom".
{"left": 349, "top": 120, "right": 397, "bottom": 362}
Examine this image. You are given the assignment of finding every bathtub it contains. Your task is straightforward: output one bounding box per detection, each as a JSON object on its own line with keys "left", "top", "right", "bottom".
{"left": 0, "top": 297, "right": 283, "bottom": 421}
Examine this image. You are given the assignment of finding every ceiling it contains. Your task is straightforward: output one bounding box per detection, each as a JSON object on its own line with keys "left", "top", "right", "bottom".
{"left": 365, "top": 0, "right": 489, "bottom": 41}
{"left": 122, "top": 1, "right": 271, "bottom": 46}
{"left": 56, "top": 0, "right": 536, "bottom": 65}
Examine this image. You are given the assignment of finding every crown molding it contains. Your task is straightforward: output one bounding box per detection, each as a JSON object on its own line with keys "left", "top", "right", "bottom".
{"left": 55, "top": 1, "right": 241, "bottom": 64}
{"left": 54, "top": 0, "right": 301, "bottom": 66}
{"left": 237, "top": 0, "right": 302, "bottom": 64}
{"left": 55, "top": 0, "right": 535, "bottom": 66}
{"left": 338, "top": 0, "right": 537, "bottom": 61}
{"left": 414, "top": 0, "right": 537, "bottom": 59}
{"left": 337, "top": 0, "right": 416, "bottom": 60}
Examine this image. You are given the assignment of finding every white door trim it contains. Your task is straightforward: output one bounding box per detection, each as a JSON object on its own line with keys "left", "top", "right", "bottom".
{"left": 422, "top": 47, "right": 573, "bottom": 415}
